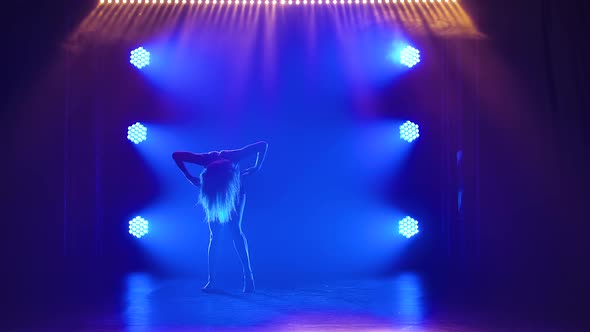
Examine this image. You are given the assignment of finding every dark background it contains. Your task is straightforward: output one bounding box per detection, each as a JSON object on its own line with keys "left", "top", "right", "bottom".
{"left": 2, "top": 0, "right": 589, "bottom": 327}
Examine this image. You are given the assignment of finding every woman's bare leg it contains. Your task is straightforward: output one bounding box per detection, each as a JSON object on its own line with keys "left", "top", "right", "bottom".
{"left": 203, "top": 221, "right": 221, "bottom": 291}
{"left": 229, "top": 195, "right": 254, "bottom": 292}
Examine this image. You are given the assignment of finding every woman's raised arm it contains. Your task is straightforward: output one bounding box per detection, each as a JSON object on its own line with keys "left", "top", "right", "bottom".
{"left": 172, "top": 151, "right": 221, "bottom": 185}
{"left": 219, "top": 141, "right": 268, "bottom": 175}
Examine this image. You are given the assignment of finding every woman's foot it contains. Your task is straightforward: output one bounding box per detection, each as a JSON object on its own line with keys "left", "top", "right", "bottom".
{"left": 243, "top": 274, "right": 255, "bottom": 293}
{"left": 202, "top": 280, "right": 217, "bottom": 293}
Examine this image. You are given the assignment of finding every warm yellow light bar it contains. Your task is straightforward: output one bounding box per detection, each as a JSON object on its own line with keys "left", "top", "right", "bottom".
{"left": 99, "top": 0, "right": 457, "bottom": 5}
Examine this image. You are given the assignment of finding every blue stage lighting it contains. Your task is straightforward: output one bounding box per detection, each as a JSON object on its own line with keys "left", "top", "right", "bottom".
{"left": 129, "top": 216, "right": 149, "bottom": 239}
{"left": 401, "top": 46, "right": 420, "bottom": 68}
{"left": 127, "top": 122, "right": 147, "bottom": 144}
{"left": 130, "top": 47, "right": 150, "bottom": 69}
{"left": 400, "top": 121, "right": 420, "bottom": 143}
{"left": 399, "top": 216, "right": 419, "bottom": 238}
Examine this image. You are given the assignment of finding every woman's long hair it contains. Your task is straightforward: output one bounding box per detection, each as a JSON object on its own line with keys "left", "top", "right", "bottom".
{"left": 199, "top": 159, "right": 241, "bottom": 224}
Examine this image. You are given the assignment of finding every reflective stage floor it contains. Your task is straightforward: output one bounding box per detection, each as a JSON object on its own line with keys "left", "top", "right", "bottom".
{"left": 6, "top": 273, "right": 586, "bottom": 332}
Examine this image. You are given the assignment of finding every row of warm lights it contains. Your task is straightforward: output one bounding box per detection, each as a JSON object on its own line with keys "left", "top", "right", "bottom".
{"left": 100, "top": 0, "right": 457, "bottom": 4}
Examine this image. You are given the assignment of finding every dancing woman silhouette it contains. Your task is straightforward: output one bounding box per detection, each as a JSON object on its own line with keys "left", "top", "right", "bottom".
{"left": 172, "top": 141, "right": 268, "bottom": 293}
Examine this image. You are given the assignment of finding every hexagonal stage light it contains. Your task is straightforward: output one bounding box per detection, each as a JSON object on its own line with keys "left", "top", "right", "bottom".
{"left": 129, "top": 216, "right": 149, "bottom": 238}
{"left": 127, "top": 122, "right": 147, "bottom": 144}
{"left": 130, "top": 47, "right": 150, "bottom": 69}
{"left": 400, "top": 46, "right": 420, "bottom": 68}
{"left": 400, "top": 121, "right": 420, "bottom": 143}
{"left": 399, "top": 216, "right": 419, "bottom": 238}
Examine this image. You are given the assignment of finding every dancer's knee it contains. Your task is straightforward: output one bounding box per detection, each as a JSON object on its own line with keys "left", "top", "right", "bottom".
{"left": 209, "top": 230, "right": 221, "bottom": 243}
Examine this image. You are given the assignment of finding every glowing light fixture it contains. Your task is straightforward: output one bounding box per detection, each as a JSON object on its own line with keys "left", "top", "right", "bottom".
{"left": 401, "top": 45, "right": 421, "bottom": 68}
{"left": 129, "top": 216, "right": 149, "bottom": 238}
{"left": 100, "top": 0, "right": 457, "bottom": 3}
{"left": 130, "top": 47, "right": 150, "bottom": 69}
{"left": 400, "top": 121, "right": 420, "bottom": 143}
{"left": 399, "top": 216, "right": 419, "bottom": 238}
{"left": 127, "top": 122, "right": 148, "bottom": 144}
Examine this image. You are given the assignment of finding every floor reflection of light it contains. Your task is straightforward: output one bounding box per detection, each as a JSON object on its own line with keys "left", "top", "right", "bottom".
{"left": 124, "top": 273, "right": 155, "bottom": 331}
{"left": 393, "top": 273, "right": 424, "bottom": 325}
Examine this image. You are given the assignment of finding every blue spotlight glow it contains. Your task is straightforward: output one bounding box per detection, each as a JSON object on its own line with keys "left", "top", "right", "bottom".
{"left": 400, "top": 46, "right": 420, "bottom": 68}
{"left": 129, "top": 216, "right": 149, "bottom": 239}
{"left": 130, "top": 47, "right": 150, "bottom": 69}
{"left": 127, "top": 122, "right": 147, "bottom": 144}
{"left": 400, "top": 121, "right": 420, "bottom": 143}
{"left": 399, "top": 216, "right": 419, "bottom": 238}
